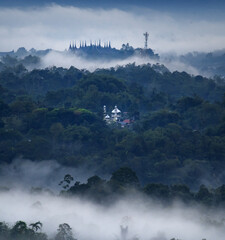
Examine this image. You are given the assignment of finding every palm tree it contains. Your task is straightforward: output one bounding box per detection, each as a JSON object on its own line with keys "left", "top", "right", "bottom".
{"left": 29, "top": 221, "right": 43, "bottom": 232}
{"left": 11, "top": 221, "right": 28, "bottom": 240}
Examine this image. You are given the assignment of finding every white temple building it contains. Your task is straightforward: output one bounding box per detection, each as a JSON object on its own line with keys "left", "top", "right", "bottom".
{"left": 103, "top": 105, "right": 133, "bottom": 128}
{"left": 104, "top": 105, "right": 122, "bottom": 123}
{"left": 111, "top": 105, "right": 121, "bottom": 122}
{"left": 103, "top": 106, "right": 127, "bottom": 124}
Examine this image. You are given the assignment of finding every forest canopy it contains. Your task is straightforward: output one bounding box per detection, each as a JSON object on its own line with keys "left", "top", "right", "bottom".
{"left": 0, "top": 60, "right": 225, "bottom": 189}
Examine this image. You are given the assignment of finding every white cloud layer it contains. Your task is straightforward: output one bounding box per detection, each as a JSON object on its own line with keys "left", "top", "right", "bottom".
{"left": 0, "top": 158, "right": 94, "bottom": 191}
{"left": 41, "top": 51, "right": 157, "bottom": 71}
{"left": 0, "top": 190, "right": 225, "bottom": 240}
{"left": 41, "top": 51, "right": 201, "bottom": 76}
{"left": 0, "top": 159, "right": 224, "bottom": 240}
{"left": 0, "top": 5, "right": 225, "bottom": 54}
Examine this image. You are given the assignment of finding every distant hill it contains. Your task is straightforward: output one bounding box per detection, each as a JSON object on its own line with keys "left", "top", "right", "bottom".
{"left": 68, "top": 42, "right": 159, "bottom": 60}
{"left": 0, "top": 43, "right": 159, "bottom": 61}
{"left": 165, "top": 50, "right": 225, "bottom": 78}
{"left": 0, "top": 62, "right": 225, "bottom": 189}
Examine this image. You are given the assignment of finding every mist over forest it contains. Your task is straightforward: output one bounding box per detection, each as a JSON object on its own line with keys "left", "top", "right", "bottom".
{"left": 1, "top": 49, "right": 225, "bottom": 239}
{"left": 1, "top": 1, "right": 225, "bottom": 240}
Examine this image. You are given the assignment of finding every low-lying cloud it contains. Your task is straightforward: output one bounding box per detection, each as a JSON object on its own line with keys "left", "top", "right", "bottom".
{"left": 0, "top": 190, "right": 225, "bottom": 240}
{"left": 0, "top": 5, "right": 225, "bottom": 54}
{"left": 41, "top": 51, "right": 158, "bottom": 71}
{"left": 0, "top": 159, "right": 224, "bottom": 239}
{"left": 40, "top": 51, "right": 201, "bottom": 76}
{"left": 0, "top": 158, "right": 94, "bottom": 191}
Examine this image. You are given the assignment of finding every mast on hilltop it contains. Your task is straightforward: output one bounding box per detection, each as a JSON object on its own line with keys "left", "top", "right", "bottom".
{"left": 143, "top": 32, "right": 149, "bottom": 49}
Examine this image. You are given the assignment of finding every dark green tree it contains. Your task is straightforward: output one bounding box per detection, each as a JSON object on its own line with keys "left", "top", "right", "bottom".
{"left": 55, "top": 223, "right": 76, "bottom": 240}
{"left": 59, "top": 174, "right": 74, "bottom": 189}
{"left": 110, "top": 167, "right": 140, "bottom": 188}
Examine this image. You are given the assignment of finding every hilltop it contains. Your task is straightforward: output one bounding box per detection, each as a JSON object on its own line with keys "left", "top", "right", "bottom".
{"left": 0, "top": 59, "right": 225, "bottom": 189}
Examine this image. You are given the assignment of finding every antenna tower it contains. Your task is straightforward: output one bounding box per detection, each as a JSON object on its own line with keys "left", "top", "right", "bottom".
{"left": 143, "top": 32, "right": 149, "bottom": 49}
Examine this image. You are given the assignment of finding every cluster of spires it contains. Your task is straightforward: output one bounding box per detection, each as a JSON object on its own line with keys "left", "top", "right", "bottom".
{"left": 69, "top": 32, "right": 150, "bottom": 51}
{"left": 69, "top": 40, "right": 111, "bottom": 50}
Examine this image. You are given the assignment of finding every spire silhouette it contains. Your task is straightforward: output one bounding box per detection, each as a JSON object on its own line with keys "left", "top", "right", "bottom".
{"left": 69, "top": 39, "right": 115, "bottom": 52}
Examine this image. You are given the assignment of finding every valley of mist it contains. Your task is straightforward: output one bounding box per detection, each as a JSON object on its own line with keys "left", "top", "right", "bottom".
{"left": 1, "top": 49, "right": 225, "bottom": 240}
{"left": 1, "top": 1, "right": 225, "bottom": 240}
{"left": 1, "top": 187, "right": 225, "bottom": 240}
{"left": 1, "top": 161, "right": 225, "bottom": 240}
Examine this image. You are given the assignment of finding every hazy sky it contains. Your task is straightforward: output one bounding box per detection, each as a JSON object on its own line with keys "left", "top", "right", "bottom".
{"left": 0, "top": 0, "right": 225, "bottom": 54}
{"left": 1, "top": 0, "right": 225, "bottom": 12}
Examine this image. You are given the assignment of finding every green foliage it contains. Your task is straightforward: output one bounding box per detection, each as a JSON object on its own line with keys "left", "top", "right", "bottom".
{"left": 29, "top": 222, "right": 43, "bottom": 232}
{"left": 0, "top": 222, "right": 10, "bottom": 240}
{"left": 141, "top": 110, "right": 180, "bottom": 129}
{"left": 0, "top": 220, "right": 74, "bottom": 240}
{"left": 96, "top": 63, "right": 225, "bottom": 101}
{"left": 144, "top": 183, "right": 170, "bottom": 199}
{"left": 59, "top": 174, "right": 74, "bottom": 189}
{"left": 55, "top": 223, "right": 76, "bottom": 240}
{"left": 110, "top": 167, "right": 140, "bottom": 188}
{"left": 11, "top": 221, "right": 30, "bottom": 240}
{"left": 195, "top": 185, "right": 213, "bottom": 205}
{"left": 0, "top": 66, "right": 83, "bottom": 96}
{"left": 64, "top": 169, "right": 225, "bottom": 207}
{"left": 0, "top": 64, "right": 225, "bottom": 188}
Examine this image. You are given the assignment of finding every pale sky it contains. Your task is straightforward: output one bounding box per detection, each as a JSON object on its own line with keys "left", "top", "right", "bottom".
{"left": 0, "top": 1, "right": 225, "bottom": 54}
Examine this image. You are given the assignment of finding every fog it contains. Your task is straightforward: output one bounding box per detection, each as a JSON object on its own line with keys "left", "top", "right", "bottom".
{"left": 0, "top": 189, "right": 225, "bottom": 240}
{"left": 1, "top": 4, "right": 225, "bottom": 240}
{"left": 0, "top": 159, "right": 224, "bottom": 239}
{"left": 1, "top": 4, "right": 224, "bottom": 76}
{"left": 41, "top": 51, "right": 157, "bottom": 72}
{"left": 0, "top": 5, "right": 225, "bottom": 54}
{"left": 39, "top": 50, "right": 201, "bottom": 76}
{"left": 0, "top": 158, "right": 94, "bottom": 191}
